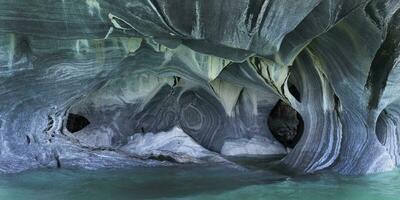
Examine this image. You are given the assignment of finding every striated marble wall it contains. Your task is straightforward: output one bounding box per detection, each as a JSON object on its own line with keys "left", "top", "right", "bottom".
{"left": 0, "top": 0, "right": 399, "bottom": 175}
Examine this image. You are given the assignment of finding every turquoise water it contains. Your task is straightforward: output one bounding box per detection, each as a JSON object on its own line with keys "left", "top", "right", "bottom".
{"left": 0, "top": 159, "right": 400, "bottom": 200}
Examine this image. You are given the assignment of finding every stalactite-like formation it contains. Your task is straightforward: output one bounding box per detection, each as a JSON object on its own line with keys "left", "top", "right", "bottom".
{"left": 0, "top": 0, "right": 399, "bottom": 175}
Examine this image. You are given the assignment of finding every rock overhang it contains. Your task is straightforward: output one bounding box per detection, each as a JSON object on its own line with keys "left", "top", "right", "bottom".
{"left": 0, "top": 0, "right": 399, "bottom": 175}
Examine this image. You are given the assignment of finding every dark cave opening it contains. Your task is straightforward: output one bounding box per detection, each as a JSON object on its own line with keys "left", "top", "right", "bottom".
{"left": 376, "top": 109, "right": 391, "bottom": 146}
{"left": 267, "top": 100, "right": 303, "bottom": 148}
{"left": 66, "top": 113, "right": 90, "bottom": 133}
{"left": 289, "top": 85, "right": 301, "bottom": 102}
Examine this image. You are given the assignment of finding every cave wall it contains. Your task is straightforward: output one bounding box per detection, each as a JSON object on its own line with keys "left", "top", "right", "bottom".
{"left": 0, "top": 0, "right": 400, "bottom": 175}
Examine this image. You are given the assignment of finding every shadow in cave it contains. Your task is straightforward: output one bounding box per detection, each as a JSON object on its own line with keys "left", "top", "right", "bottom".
{"left": 267, "top": 97, "right": 303, "bottom": 148}
{"left": 66, "top": 113, "right": 90, "bottom": 133}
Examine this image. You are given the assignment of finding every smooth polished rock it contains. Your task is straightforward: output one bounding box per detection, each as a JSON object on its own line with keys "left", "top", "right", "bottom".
{"left": 0, "top": 0, "right": 400, "bottom": 176}
{"left": 121, "top": 127, "right": 226, "bottom": 163}
{"left": 221, "top": 135, "right": 286, "bottom": 156}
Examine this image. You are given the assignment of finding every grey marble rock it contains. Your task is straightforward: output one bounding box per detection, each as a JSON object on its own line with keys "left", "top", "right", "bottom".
{"left": 0, "top": 0, "right": 400, "bottom": 175}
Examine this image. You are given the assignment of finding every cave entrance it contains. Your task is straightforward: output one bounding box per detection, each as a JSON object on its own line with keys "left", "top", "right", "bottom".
{"left": 66, "top": 113, "right": 90, "bottom": 133}
{"left": 267, "top": 100, "right": 303, "bottom": 148}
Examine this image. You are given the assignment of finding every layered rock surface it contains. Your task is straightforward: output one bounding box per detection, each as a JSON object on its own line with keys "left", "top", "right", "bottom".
{"left": 0, "top": 0, "right": 400, "bottom": 175}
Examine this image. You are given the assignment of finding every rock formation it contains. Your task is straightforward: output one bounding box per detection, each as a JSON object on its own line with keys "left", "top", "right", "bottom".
{"left": 0, "top": 0, "right": 399, "bottom": 175}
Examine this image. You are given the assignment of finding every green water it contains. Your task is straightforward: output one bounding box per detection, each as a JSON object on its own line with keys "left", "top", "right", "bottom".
{"left": 0, "top": 159, "right": 399, "bottom": 200}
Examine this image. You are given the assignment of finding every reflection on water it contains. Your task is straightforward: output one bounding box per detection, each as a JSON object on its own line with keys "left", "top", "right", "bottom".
{"left": 0, "top": 157, "right": 399, "bottom": 200}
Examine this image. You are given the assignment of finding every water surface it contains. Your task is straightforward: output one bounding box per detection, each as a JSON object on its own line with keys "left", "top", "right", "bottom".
{"left": 0, "top": 158, "right": 399, "bottom": 200}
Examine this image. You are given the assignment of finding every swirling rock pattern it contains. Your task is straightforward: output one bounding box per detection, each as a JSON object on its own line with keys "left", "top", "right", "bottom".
{"left": 0, "top": 0, "right": 400, "bottom": 175}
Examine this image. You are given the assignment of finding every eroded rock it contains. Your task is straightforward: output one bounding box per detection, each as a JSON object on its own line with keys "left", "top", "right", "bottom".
{"left": 0, "top": 0, "right": 399, "bottom": 176}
